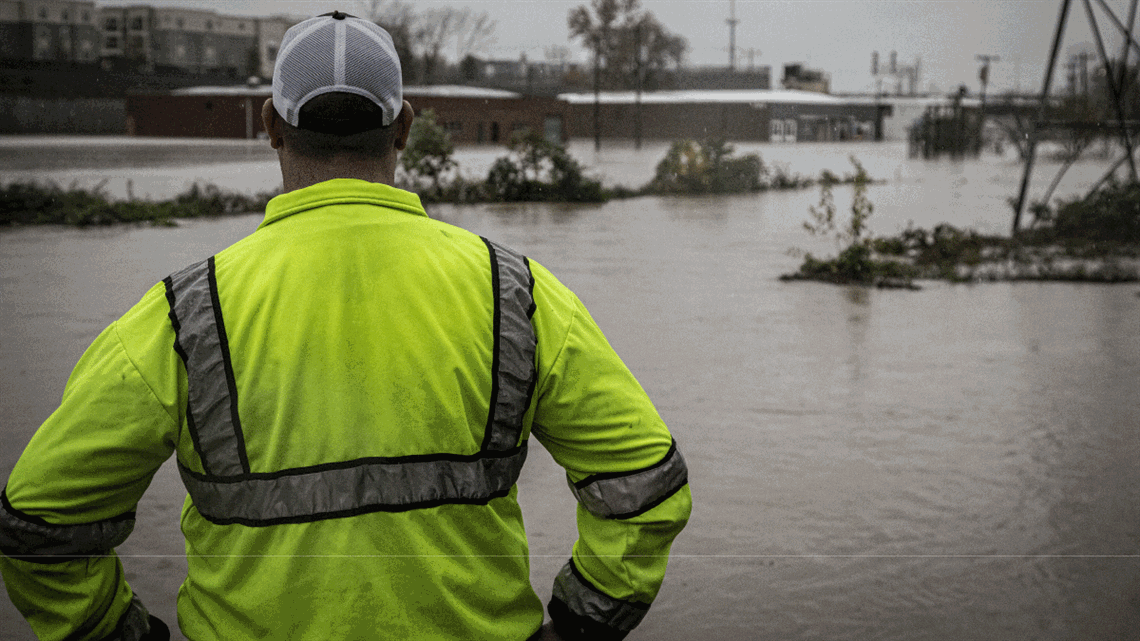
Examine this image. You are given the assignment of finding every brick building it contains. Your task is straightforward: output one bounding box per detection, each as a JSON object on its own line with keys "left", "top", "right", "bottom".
{"left": 126, "top": 84, "right": 569, "bottom": 144}
{"left": 560, "top": 89, "right": 888, "bottom": 142}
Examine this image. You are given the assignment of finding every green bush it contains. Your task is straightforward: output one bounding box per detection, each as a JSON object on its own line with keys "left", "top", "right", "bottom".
{"left": 485, "top": 129, "right": 606, "bottom": 203}
{"left": 648, "top": 139, "right": 764, "bottom": 194}
{"left": 400, "top": 108, "right": 457, "bottom": 198}
{"left": 1050, "top": 180, "right": 1140, "bottom": 244}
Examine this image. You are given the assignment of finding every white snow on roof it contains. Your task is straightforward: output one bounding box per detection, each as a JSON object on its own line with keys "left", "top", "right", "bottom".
{"left": 840, "top": 94, "right": 984, "bottom": 108}
{"left": 557, "top": 89, "right": 845, "bottom": 105}
{"left": 169, "top": 84, "right": 522, "bottom": 100}
{"left": 171, "top": 85, "right": 271, "bottom": 96}
{"left": 403, "top": 85, "right": 521, "bottom": 99}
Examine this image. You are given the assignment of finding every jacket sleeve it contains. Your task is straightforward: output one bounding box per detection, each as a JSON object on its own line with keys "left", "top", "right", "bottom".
{"left": 528, "top": 274, "right": 692, "bottom": 641}
{"left": 0, "top": 285, "right": 179, "bottom": 641}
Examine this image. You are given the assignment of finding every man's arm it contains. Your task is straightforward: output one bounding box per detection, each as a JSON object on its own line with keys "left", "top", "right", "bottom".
{"left": 529, "top": 281, "right": 692, "bottom": 641}
{"left": 1, "top": 288, "right": 179, "bottom": 641}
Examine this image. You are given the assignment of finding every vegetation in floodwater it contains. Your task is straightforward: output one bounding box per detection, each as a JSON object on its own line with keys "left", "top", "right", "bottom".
{"left": 397, "top": 114, "right": 862, "bottom": 203}
{"left": 645, "top": 139, "right": 824, "bottom": 195}
{"left": 0, "top": 181, "right": 278, "bottom": 228}
{"left": 782, "top": 169, "right": 1140, "bottom": 287}
{"left": 3, "top": 116, "right": 878, "bottom": 228}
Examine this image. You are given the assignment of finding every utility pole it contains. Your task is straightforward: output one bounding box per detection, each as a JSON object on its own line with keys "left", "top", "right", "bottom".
{"left": 634, "top": 18, "right": 644, "bottom": 150}
{"left": 976, "top": 55, "right": 999, "bottom": 153}
{"left": 593, "top": 35, "right": 601, "bottom": 152}
{"left": 976, "top": 55, "right": 999, "bottom": 109}
{"left": 726, "top": 0, "right": 738, "bottom": 70}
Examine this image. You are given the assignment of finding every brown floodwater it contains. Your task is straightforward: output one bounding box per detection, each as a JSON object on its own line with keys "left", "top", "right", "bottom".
{"left": 2, "top": 138, "right": 1138, "bottom": 640}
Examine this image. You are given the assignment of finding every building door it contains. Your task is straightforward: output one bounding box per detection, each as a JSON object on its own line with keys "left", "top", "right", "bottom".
{"left": 543, "top": 116, "right": 563, "bottom": 144}
{"left": 784, "top": 119, "right": 797, "bottom": 143}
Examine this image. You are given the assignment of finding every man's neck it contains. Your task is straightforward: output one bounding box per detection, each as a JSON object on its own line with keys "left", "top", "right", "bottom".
{"left": 279, "top": 152, "right": 397, "bottom": 192}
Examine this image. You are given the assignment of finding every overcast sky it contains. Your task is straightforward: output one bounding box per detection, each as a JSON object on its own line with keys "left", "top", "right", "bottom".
{"left": 101, "top": 0, "right": 1124, "bottom": 95}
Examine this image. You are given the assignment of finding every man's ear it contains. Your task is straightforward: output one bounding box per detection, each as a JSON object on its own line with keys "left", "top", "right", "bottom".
{"left": 262, "top": 98, "right": 283, "bottom": 150}
{"left": 394, "top": 100, "right": 415, "bottom": 151}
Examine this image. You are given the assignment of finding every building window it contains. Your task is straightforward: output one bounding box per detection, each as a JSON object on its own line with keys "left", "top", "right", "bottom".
{"left": 105, "top": 36, "right": 119, "bottom": 49}
{"left": 445, "top": 122, "right": 463, "bottom": 135}
{"left": 130, "top": 17, "right": 144, "bottom": 31}
{"left": 105, "top": 17, "right": 118, "bottom": 31}
{"left": 61, "top": 10, "right": 69, "bottom": 21}
{"left": 770, "top": 119, "right": 783, "bottom": 141}
{"left": 266, "top": 45, "right": 278, "bottom": 62}
{"left": 206, "top": 20, "right": 213, "bottom": 30}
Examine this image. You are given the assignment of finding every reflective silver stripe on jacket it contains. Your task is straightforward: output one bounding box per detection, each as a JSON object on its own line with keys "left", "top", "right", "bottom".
{"left": 165, "top": 239, "right": 537, "bottom": 526}
{"left": 179, "top": 447, "right": 528, "bottom": 526}
{"left": 0, "top": 488, "right": 135, "bottom": 562}
{"left": 482, "top": 238, "right": 538, "bottom": 451}
{"left": 569, "top": 442, "right": 689, "bottom": 520}
{"left": 164, "top": 256, "right": 248, "bottom": 477}
{"left": 552, "top": 560, "right": 649, "bottom": 633}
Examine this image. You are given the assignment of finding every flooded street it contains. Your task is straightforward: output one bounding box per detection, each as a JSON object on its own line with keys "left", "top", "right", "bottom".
{"left": 1, "top": 138, "right": 1138, "bottom": 640}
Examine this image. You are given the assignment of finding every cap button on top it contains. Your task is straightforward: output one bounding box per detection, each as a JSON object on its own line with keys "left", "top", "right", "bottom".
{"left": 331, "top": 11, "right": 347, "bottom": 20}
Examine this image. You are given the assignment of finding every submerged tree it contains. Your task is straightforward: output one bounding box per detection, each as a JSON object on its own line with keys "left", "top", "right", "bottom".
{"left": 567, "top": 0, "right": 687, "bottom": 91}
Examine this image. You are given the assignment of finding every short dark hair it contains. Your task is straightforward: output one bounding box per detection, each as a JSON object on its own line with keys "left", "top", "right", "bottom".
{"left": 279, "top": 92, "right": 398, "bottom": 159}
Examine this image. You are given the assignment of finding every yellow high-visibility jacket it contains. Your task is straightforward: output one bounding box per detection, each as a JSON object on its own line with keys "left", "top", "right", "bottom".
{"left": 0, "top": 179, "right": 692, "bottom": 641}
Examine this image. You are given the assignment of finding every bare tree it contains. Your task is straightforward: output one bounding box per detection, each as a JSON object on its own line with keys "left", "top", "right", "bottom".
{"left": 357, "top": 0, "right": 420, "bottom": 83}
{"left": 568, "top": 0, "right": 685, "bottom": 91}
{"left": 454, "top": 8, "right": 496, "bottom": 61}
{"left": 356, "top": 2, "right": 495, "bottom": 85}
{"left": 418, "top": 7, "right": 461, "bottom": 84}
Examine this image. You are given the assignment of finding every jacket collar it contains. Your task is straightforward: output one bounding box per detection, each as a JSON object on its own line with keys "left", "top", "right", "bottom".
{"left": 259, "top": 179, "right": 427, "bottom": 230}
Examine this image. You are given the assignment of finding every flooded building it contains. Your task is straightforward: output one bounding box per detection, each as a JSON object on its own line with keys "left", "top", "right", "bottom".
{"left": 559, "top": 89, "right": 888, "bottom": 142}
{"left": 125, "top": 84, "right": 569, "bottom": 144}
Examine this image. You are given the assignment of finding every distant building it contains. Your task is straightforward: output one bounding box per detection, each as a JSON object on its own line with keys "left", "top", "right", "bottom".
{"left": 254, "top": 16, "right": 293, "bottom": 81}
{"left": 674, "top": 65, "right": 771, "bottom": 91}
{"left": 126, "top": 84, "right": 569, "bottom": 144}
{"left": 0, "top": 0, "right": 298, "bottom": 97}
{"left": 782, "top": 63, "right": 829, "bottom": 94}
{"left": 559, "top": 89, "right": 887, "bottom": 142}
{"left": 464, "top": 55, "right": 572, "bottom": 96}
{"left": 99, "top": 5, "right": 263, "bottom": 78}
{"left": 0, "top": 0, "right": 100, "bottom": 64}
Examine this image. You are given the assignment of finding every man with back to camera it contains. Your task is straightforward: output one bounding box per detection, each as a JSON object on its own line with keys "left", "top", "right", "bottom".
{"left": 0, "top": 11, "right": 691, "bottom": 641}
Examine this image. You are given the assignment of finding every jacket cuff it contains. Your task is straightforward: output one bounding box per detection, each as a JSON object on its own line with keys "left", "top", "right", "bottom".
{"left": 547, "top": 559, "right": 649, "bottom": 641}
{"left": 102, "top": 595, "right": 170, "bottom": 641}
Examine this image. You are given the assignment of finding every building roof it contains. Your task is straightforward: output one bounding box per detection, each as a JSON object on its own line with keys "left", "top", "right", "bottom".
{"left": 171, "top": 85, "right": 271, "bottom": 97}
{"left": 839, "top": 94, "right": 984, "bottom": 108}
{"left": 403, "top": 85, "right": 522, "bottom": 99}
{"left": 169, "top": 84, "right": 523, "bottom": 100}
{"left": 557, "top": 89, "right": 845, "bottom": 105}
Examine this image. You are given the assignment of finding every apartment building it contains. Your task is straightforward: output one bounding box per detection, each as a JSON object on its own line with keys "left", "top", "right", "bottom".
{"left": 0, "top": 0, "right": 100, "bottom": 64}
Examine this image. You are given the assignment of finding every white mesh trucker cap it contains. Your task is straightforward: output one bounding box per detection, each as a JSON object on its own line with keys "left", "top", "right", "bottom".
{"left": 272, "top": 11, "right": 403, "bottom": 130}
